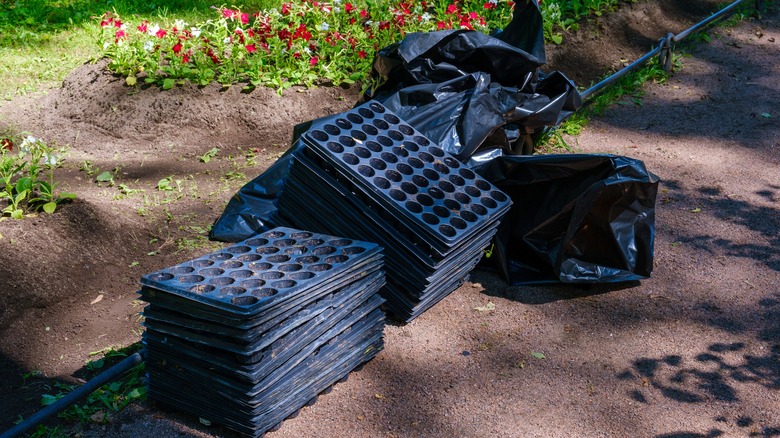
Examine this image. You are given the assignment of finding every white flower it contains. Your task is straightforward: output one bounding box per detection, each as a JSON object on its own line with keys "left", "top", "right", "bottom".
{"left": 303, "top": 47, "right": 312, "bottom": 55}
{"left": 191, "top": 27, "right": 201, "bottom": 38}
{"left": 148, "top": 24, "right": 160, "bottom": 36}
{"left": 44, "top": 153, "right": 58, "bottom": 167}
{"left": 144, "top": 41, "right": 154, "bottom": 51}
{"left": 320, "top": 23, "right": 329, "bottom": 31}
{"left": 489, "top": 0, "right": 498, "bottom": 4}
{"left": 333, "top": 0, "right": 341, "bottom": 3}
{"left": 421, "top": 12, "right": 432, "bottom": 21}
{"left": 103, "top": 41, "right": 111, "bottom": 50}
{"left": 223, "top": 37, "right": 231, "bottom": 44}
{"left": 120, "top": 23, "right": 126, "bottom": 30}
{"left": 334, "top": 7, "right": 340, "bottom": 13}
{"left": 174, "top": 19, "right": 187, "bottom": 29}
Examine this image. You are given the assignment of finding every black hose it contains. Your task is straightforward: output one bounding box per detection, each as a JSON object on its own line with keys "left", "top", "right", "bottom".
{"left": 1, "top": 350, "right": 145, "bottom": 438}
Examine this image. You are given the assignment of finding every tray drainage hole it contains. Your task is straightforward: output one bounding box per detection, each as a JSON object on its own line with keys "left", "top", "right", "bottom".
{"left": 396, "top": 163, "right": 413, "bottom": 175}
{"left": 377, "top": 135, "right": 393, "bottom": 147}
{"left": 407, "top": 157, "right": 424, "bottom": 169}
{"left": 398, "top": 124, "right": 414, "bottom": 135}
{"left": 349, "top": 129, "right": 368, "bottom": 141}
{"left": 385, "top": 169, "right": 402, "bottom": 182}
{"left": 289, "top": 271, "right": 315, "bottom": 280}
{"left": 364, "top": 141, "right": 382, "bottom": 153}
{"left": 209, "top": 252, "right": 233, "bottom": 261}
{"left": 336, "top": 118, "right": 353, "bottom": 129}
{"left": 342, "top": 246, "right": 366, "bottom": 255}
{"left": 374, "top": 177, "right": 391, "bottom": 189}
{"left": 373, "top": 119, "right": 390, "bottom": 130}
{"left": 403, "top": 141, "right": 420, "bottom": 152}
{"left": 190, "top": 259, "right": 215, "bottom": 268}
{"left": 170, "top": 266, "right": 195, "bottom": 275}
{"left": 343, "top": 153, "right": 359, "bottom": 165}
{"left": 266, "top": 231, "right": 286, "bottom": 238}
{"left": 454, "top": 192, "right": 471, "bottom": 204}
{"left": 209, "top": 277, "right": 235, "bottom": 286}
{"left": 369, "top": 102, "right": 385, "bottom": 113}
{"left": 279, "top": 263, "right": 303, "bottom": 272}
{"left": 258, "top": 271, "right": 284, "bottom": 280}
{"left": 439, "top": 180, "right": 456, "bottom": 193}
{"left": 459, "top": 168, "right": 477, "bottom": 180}
{"left": 490, "top": 190, "right": 509, "bottom": 203}
{"left": 354, "top": 147, "right": 371, "bottom": 159}
{"left": 339, "top": 135, "right": 356, "bottom": 147}
{"left": 310, "top": 263, "right": 333, "bottom": 272}
{"left": 362, "top": 124, "right": 379, "bottom": 136}
{"left": 323, "top": 124, "right": 341, "bottom": 135}
{"left": 252, "top": 288, "right": 279, "bottom": 298}
{"left": 358, "top": 165, "right": 375, "bottom": 177}
{"left": 347, "top": 113, "right": 364, "bottom": 124}
{"left": 178, "top": 274, "right": 205, "bottom": 284}
{"left": 377, "top": 153, "right": 396, "bottom": 164}
{"left": 240, "top": 279, "right": 266, "bottom": 288}
{"left": 384, "top": 113, "right": 400, "bottom": 124}
{"left": 310, "top": 130, "right": 329, "bottom": 142}
{"left": 417, "top": 193, "right": 434, "bottom": 207}
{"left": 299, "top": 238, "right": 324, "bottom": 246}
{"left": 327, "top": 142, "right": 344, "bottom": 153}
{"left": 449, "top": 217, "right": 467, "bottom": 230}
{"left": 248, "top": 262, "right": 273, "bottom": 270}
{"left": 312, "top": 246, "right": 337, "bottom": 255}
{"left": 273, "top": 238, "right": 296, "bottom": 247}
{"left": 389, "top": 188, "right": 407, "bottom": 201}
{"left": 369, "top": 158, "right": 387, "bottom": 170}
{"left": 438, "top": 224, "right": 457, "bottom": 237}
{"left": 429, "top": 146, "right": 445, "bottom": 157}
{"left": 295, "top": 255, "right": 320, "bottom": 264}
{"left": 433, "top": 162, "right": 450, "bottom": 175}
{"left": 449, "top": 174, "right": 466, "bottom": 186}
{"left": 149, "top": 273, "right": 174, "bottom": 282}
{"left": 433, "top": 206, "right": 450, "bottom": 218}
{"left": 230, "top": 269, "right": 254, "bottom": 278}
{"left": 470, "top": 204, "right": 488, "bottom": 215}
{"left": 428, "top": 187, "right": 445, "bottom": 199}
{"left": 199, "top": 268, "right": 225, "bottom": 276}
{"left": 413, "top": 135, "right": 430, "bottom": 146}
{"left": 412, "top": 175, "right": 429, "bottom": 188}
{"left": 465, "top": 186, "right": 481, "bottom": 198}
{"left": 418, "top": 152, "right": 434, "bottom": 163}
{"left": 189, "top": 284, "right": 215, "bottom": 294}
{"left": 422, "top": 168, "right": 440, "bottom": 181}
{"left": 475, "top": 179, "right": 491, "bottom": 191}
{"left": 400, "top": 182, "right": 418, "bottom": 195}
{"left": 231, "top": 245, "right": 251, "bottom": 254}
{"left": 392, "top": 146, "right": 409, "bottom": 158}
{"left": 324, "top": 254, "right": 349, "bottom": 264}
{"left": 256, "top": 246, "right": 280, "bottom": 254}
{"left": 405, "top": 200, "right": 423, "bottom": 213}
{"left": 271, "top": 279, "right": 298, "bottom": 289}
{"left": 237, "top": 254, "right": 262, "bottom": 262}
{"left": 266, "top": 254, "right": 291, "bottom": 263}
{"left": 422, "top": 213, "right": 439, "bottom": 225}
{"left": 231, "top": 295, "right": 259, "bottom": 306}
{"left": 444, "top": 199, "right": 460, "bottom": 210}
{"left": 358, "top": 107, "right": 375, "bottom": 119}
{"left": 481, "top": 197, "right": 498, "bottom": 209}
{"left": 388, "top": 130, "right": 404, "bottom": 141}
{"left": 461, "top": 210, "right": 479, "bottom": 222}
{"left": 444, "top": 157, "right": 461, "bottom": 168}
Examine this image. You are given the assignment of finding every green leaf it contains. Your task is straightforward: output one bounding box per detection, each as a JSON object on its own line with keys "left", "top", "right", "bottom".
{"left": 760, "top": 113, "right": 772, "bottom": 118}
{"left": 690, "top": 207, "right": 702, "bottom": 213}
{"left": 199, "top": 147, "right": 219, "bottom": 163}
{"left": 531, "top": 352, "right": 546, "bottom": 359}
{"left": 42, "top": 202, "right": 57, "bottom": 214}
{"left": 41, "top": 394, "right": 59, "bottom": 406}
{"left": 15, "top": 177, "right": 32, "bottom": 193}
{"left": 10, "top": 209, "right": 23, "bottom": 219}
{"left": 125, "top": 76, "right": 137, "bottom": 86}
{"left": 59, "top": 192, "right": 77, "bottom": 200}
{"left": 127, "top": 387, "right": 146, "bottom": 399}
{"left": 551, "top": 34, "right": 563, "bottom": 45}
{"left": 96, "top": 171, "right": 114, "bottom": 183}
{"left": 162, "top": 78, "right": 175, "bottom": 90}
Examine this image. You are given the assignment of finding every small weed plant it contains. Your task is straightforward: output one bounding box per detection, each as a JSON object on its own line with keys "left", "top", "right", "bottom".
{"left": 0, "top": 133, "right": 75, "bottom": 218}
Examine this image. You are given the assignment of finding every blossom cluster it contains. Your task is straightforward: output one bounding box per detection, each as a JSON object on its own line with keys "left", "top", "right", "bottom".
{"left": 98, "top": 0, "right": 514, "bottom": 90}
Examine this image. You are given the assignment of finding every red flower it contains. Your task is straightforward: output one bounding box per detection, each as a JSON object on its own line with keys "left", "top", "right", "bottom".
{"left": 359, "top": 9, "right": 369, "bottom": 18}
{"left": 358, "top": 50, "right": 367, "bottom": 59}
{"left": 156, "top": 28, "right": 167, "bottom": 38}
{"left": 293, "top": 52, "right": 301, "bottom": 59}
{"left": 309, "top": 56, "right": 318, "bottom": 66}
{"left": 446, "top": 4, "right": 458, "bottom": 14}
{"left": 281, "top": 3, "right": 291, "bottom": 15}
{"left": 182, "top": 51, "right": 191, "bottom": 63}
{"left": 469, "top": 12, "right": 479, "bottom": 20}
{"left": 349, "top": 17, "right": 357, "bottom": 24}
{"left": 113, "top": 19, "right": 123, "bottom": 28}
{"left": 241, "top": 13, "right": 249, "bottom": 24}
{"left": 245, "top": 44, "right": 257, "bottom": 53}
{"left": 172, "top": 42, "right": 182, "bottom": 54}
{"left": 437, "top": 21, "right": 448, "bottom": 29}
{"left": 1, "top": 138, "right": 12, "bottom": 151}
{"left": 137, "top": 21, "right": 148, "bottom": 33}
{"left": 115, "top": 29, "right": 126, "bottom": 42}
{"left": 223, "top": 8, "right": 235, "bottom": 19}
{"left": 345, "top": 2, "right": 355, "bottom": 12}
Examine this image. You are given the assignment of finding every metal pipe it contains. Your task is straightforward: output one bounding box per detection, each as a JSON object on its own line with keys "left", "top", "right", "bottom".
{"left": 580, "top": 44, "right": 663, "bottom": 100}
{"left": 0, "top": 350, "right": 145, "bottom": 438}
{"left": 674, "top": 0, "right": 748, "bottom": 41}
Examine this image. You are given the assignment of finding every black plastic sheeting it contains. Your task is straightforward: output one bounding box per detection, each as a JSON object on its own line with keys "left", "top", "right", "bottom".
{"left": 211, "top": 0, "right": 658, "bottom": 285}
{"left": 474, "top": 154, "right": 658, "bottom": 284}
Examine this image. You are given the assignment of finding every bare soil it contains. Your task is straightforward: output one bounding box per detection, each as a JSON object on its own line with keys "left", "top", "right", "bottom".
{"left": 1, "top": 1, "right": 778, "bottom": 437}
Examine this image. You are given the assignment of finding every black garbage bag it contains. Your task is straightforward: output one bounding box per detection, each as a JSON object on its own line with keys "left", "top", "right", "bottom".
{"left": 211, "top": 0, "right": 581, "bottom": 242}
{"left": 473, "top": 154, "right": 659, "bottom": 284}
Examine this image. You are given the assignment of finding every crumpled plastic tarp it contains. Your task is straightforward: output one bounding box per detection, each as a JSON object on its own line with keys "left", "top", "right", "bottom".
{"left": 210, "top": 0, "right": 658, "bottom": 285}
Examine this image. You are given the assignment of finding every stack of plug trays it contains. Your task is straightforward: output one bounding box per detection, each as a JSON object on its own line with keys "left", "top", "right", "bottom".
{"left": 275, "top": 101, "right": 512, "bottom": 322}
{"left": 139, "top": 227, "right": 386, "bottom": 437}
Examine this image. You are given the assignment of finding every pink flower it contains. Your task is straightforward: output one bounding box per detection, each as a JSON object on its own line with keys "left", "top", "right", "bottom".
{"left": 241, "top": 13, "right": 249, "bottom": 24}
{"left": 309, "top": 56, "right": 318, "bottom": 66}
{"left": 223, "top": 8, "right": 235, "bottom": 19}
{"left": 345, "top": 2, "right": 355, "bottom": 12}
{"left": 137, "top": 21, "right": 148, "bottom": 33}
{"left": 281, "top": 3, "right": 291, "bottom": 15}
{"left": 172, "top": 42, "right": 182, "bottom": 54}
{"left": 359, "top": 9, "right": 368, "bottom": 18}
{"left": 437, "top": 21, "right": 448, "bottom": 29}
{"left": 156, "top": 28, "right": 167, "bottom": 38}
{"left": 114, "top": 29, "right": 126, "bottom": 43}
{"left": 469, "top": 12, "right": 479, "bottom": 20}
{"left": 446, "top": 4, "right": 458, "bottom": 14}
{"left": 245, "top": 44, "right": 257, "bottom": 53}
